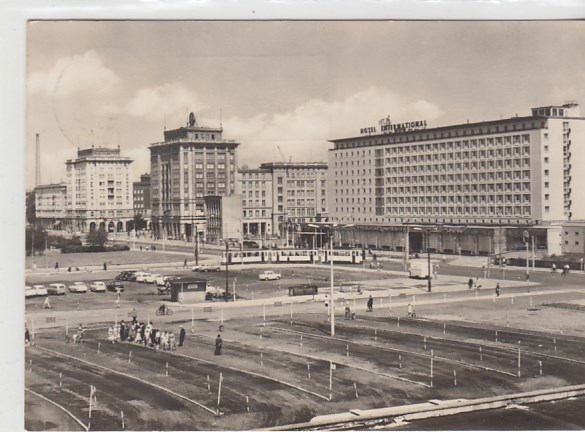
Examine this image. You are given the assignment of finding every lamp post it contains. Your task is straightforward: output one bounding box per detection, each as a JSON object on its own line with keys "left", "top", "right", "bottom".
{"left": 426, "top": 230, "right": 431, "bottom": 293}
{"left": 225, "top": 241, "right": 229, "bottom": 302}
{"left": 309, "top": 222, "right": 353, "bottom": 337}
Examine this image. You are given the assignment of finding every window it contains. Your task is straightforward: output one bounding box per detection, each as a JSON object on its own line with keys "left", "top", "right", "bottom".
{"left": 544, "top": 170, "right": 549, "bottom": 176}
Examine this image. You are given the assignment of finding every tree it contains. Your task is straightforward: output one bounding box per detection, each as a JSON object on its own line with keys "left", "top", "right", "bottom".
{"left": 25, "top": 224, "right": 47, "bottom": 256}
{"left": 87, "top": 226, "right": 108, "bottom": 247}
{"left": 134, "top": 213, "right": 146, "bottom": 231}
{"left": 26, "top": 191, "right": 36, "bottom": 225}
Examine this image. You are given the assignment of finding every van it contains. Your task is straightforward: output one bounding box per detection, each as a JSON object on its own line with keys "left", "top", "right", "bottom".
{"left": 408, "top": 260, "right": 433, "bottom": 279}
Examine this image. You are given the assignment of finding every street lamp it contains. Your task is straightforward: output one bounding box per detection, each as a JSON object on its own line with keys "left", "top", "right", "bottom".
{"left": 224, "top": 241, "right": 229, "bottom": 302}
{"left": 308, "top": 222, "right": 353, "bottom": 337}
{"left": 413, "top": 226, "right": 434, "bottom": 292}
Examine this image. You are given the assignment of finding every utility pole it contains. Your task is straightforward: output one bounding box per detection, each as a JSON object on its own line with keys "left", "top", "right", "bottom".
{"left": 427, "top": 230, "right": 432, "bottom": 292}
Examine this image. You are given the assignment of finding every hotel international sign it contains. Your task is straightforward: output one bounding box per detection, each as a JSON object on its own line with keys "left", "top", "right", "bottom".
{"left": 360, "top": 116, "right": 427, "bottom": 135}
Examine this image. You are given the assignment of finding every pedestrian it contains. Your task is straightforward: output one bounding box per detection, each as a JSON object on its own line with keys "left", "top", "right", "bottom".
{"left": 68, "top": 266, "right": 72, "bottom": 272}
{"left": 43, "top": 296, "right": 51, "bottom": 309}
{"left": 115, "top": 293, "right": 121, "bottom": 308}
{"left": 495, "top": 283, "right": 500, "bottom": 297}
{"left": 55, "top": 262, "right": 59, "bottom": 271}
{"left": 564, "top": 264, "right": 570, "bottom": 276}
{"left": 184, "top": 258, "right": 187, "bottom": 268}
{"left": 433, "top": 264, "right": 439, "bottom": 279}
{"left": 131, "top": 308, "right": 137, "bottom": 324}
{"left": 407, "top": 302, "right": 415, "bottom": 317}
{"left": 367, "top": 295, "right": 373, "bottom": 312}
{"left": 344, "top": 303, "right": 351, "bottom": 320}
{"left": 140, "top": 245, "right": 143, "bottom": 252}
{"left": 179, "top": 325, "right": 186, "bottom": 347}
{"left": 214, "top": 334, "right": 223, "bottom": 355}
{"left": 25, "top": 328, "right": 31, "bottom": 347}
{"left": 468, "top": 278, "right": 474, "bottom": 289}
{"left": 551, "top": 263, "right": 556, "bottom": 273}
{"left": 120, "top": 320, "right": 126, "bottom": 341}
{"left": 103, "top": 262, "right": 107, "bottom": 271}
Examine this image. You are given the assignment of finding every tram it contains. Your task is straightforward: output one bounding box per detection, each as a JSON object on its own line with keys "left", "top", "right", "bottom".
{"left": 220, "top": 249, "right": 364, "bottom": 265}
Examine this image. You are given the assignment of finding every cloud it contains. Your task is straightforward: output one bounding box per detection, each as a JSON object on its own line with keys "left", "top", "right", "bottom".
{"left": 28, "top": 50, "right": 120, "bottom": 97}
{"left": 122, "top": 82, "right": 207, "bottom": 123}
{"left": 225, "top": 86, "right": 443, "bottom": 166}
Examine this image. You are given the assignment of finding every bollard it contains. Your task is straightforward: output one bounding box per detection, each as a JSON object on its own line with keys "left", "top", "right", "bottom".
{"left": 307, "top": 364, "right": 311, "bottom": 380}
{"left": 97, "top": 342, "right": 101, "bottom": 354}
{"left": 479, "top": 346, "right": 483, "bottom": 361}
{"left": 399, "top": 354, "right": 402, "bottom": 369}
{"left": 346, "top": 344, "right": 349, "bottom": 358}
{"left": 530, "top": 296, "right": 533, "bottom": 307}
{"left": 246, "top": 396, "right": 250, "bottom": 412}
{"left": 121, "top": 410, "right": 125, "bottom": 429}
{"left": 300, "top": 335, "right": 303, "bottom": 348}
{"left": 29, "top": 359, "right": 32, "bottom": 373}
{"left": 128, "top": 351, "right": 132, "bottom": 364}
{"left": 165, "top": 362, "right": 169, "bottom": 377}
{"left": 506, "top": 319, "right": 509, "bottom": 328}
{"left": 263, "top": 304, "right": 266, "bottom": 322}
{"left": 495, "top": 330, "right": 498, "bottom": 343}
{"left": 517, "top": 347, "right": 521, "bottom": 378}
{"left": 539, "top": 361, "right": 543, "bottom": 375}
{"left": 475, "top": 290, "right": 478, "bottom": 299}
{"left": 380, "top": 298, "right": 383, "bottom": 308}
{"left": 423, "top": 337, "right": 427, "bottom": 350}
{"left": 511, "top": 296, "right": 514, "bottom": 305}
{"left": 443, "top": 323, "right": 446, "bottom": 335}
{"left": 553, "top": 338, "right": 557, "bottom": 352}
{"left": 260, "top": 352, "right": 263, "bottom": 367}
{"left": 354, "top": 382, "right": 359, "bottom": 399}
{"left": 560, "top": 325, "right": 563, "bottom": 335}
{"left": 207, "top": 375, "right": 211, "bottom": 392}
{"left": 397, "top": 317, "right": 400, "bottom": 327}
{"left": 59, "top": 372, "right": 62, "bottom": 388}
{"left": 430, "top": 349, "right": 434, "bottom": 388}
{"left": 374, "top": 328, "right": 377, "bottom": 342}
{"left": 453, "top": 370, "right": 457, "bottom": 386}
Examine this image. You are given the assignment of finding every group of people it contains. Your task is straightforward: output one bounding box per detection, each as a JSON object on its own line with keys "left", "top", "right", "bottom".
{"left": 551, "top": 263, "right": 571, "bottom": 276}
{"left": 106, "top": 319, "right": 187, "bottom": 350}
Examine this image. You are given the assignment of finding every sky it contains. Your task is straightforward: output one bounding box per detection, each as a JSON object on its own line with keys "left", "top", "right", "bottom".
{"left": 25, "top": 20, "right": 585, "bottom": 189}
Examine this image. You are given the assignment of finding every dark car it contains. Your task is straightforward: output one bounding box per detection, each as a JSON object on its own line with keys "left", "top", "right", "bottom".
{"left": 107, "top": 281, "right": 125, "bottom": 292}
{"left": 115, "top": 270, "right": 136, "bottom": 281}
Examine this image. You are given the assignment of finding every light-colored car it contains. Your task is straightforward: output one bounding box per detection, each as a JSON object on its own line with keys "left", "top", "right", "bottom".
{"left": 259, "top": 270, "right": 281, "bottom": 281}
{"left": 33, "top": 285, "right": 49, "bottom": 296}
{"left": 47, "top": 283, "right": 67, "bottom": 295}
{"left": 194, "top": 264, "right": 221, "bottom": 272}
{"left": 89, "top": 281, "right": 107, "bottom": 292}
{"left": 25, "top": 286, "right": 36, "bottom": 298}
{"left": 68, "top": 281, "right": 88, "bottom": 293}
{"left": 144, "top": 273, "right": 161, "bottom": 284}
{"left": 134, "top": 272, "right": 151, "bottom": 283}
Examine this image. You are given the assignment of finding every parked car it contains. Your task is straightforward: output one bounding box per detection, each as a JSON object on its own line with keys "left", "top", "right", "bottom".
{"left": 47, "top": 283, "right": 67, "bottom": 295}
{"left": 144, "top": 273, "right": 161, "bottom": 284}
{"left": 25, "top": 286, "right": 36, "bottom": 298}
{"left": 155, "top": 275, "right": 178, "bottom": 286}
{"left": 115, "top": 271, "right": 136, "bottom": 281}
{"left": 194, "top": 264, "right": 221, "bottom": 272}
{"left": 68, "top": 282, "right": 88, "bottom": 293}
{"left": 89, "top": 281, "right": 107, "bottom": 292}
{"left": 134, "top": 272, "right": 151, "bottom": 283}
{"left": 259, "top": 270, "right": 281, "bottom": 281}
{"left": 107, "top": 281, "right": 125, "bottom": 292}
{"left": 33, "top": 285, "right": 49, "bottom": 296}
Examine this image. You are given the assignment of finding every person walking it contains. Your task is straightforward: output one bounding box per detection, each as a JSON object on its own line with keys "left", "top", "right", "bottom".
{"left": 344, "top": 303, "right": 351, "bottom": 320}
{"left": 25, "top": 328, "right": 31, "bottom": 347}
{"left": 184, "top": 258, "right": 187, "bottom": 268}
{"left": 495, "top": 283, "right": 500, "bottom": 297}
{"left": 179, "top": 325, "right": 186, "bottom": 347}
{"left": 407, "top": 302, "right": 415, "bottom": 317}
{"left": 55, "top": 262, "right": 59, "bottom": 271}
{"left": 367, "top": 295, "right": 373, "bottom": 312}
{"left": 551, "top": 263, "right": 556, "bottom": 273}
{"left": 103, "top": 262, "right": 107, "bottom": 271}
{"left": 120, "top": 320, "right": 126, "bottom": 341}
{"left": 214, "top": 334, "right": 223, "bottom": 355}
{"left": 564, "top": 264, "right": 570, "bottom": 276}
{"left": 468, "top": 278, "right": 474, "bottom": 289}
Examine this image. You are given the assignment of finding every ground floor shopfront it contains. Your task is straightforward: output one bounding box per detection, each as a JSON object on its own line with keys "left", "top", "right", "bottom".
{"left": 300, "top": 224, "right": 550, "bottom": 257}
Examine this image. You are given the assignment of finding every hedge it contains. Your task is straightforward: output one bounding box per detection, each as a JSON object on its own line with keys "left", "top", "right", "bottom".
{"left": 61, "top": 244, "right": 130, "bottom": 254}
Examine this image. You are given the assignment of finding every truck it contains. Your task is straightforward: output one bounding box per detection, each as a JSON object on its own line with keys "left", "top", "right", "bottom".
{"left": 408, "top": 260, "right": 433, "bottom": 279}
{"left": 259, "top": 270, "right": 281, "bottom": 281}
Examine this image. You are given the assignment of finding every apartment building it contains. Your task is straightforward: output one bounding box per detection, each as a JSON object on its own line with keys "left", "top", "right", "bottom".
{"left": 132, "top": 173, "right": 151, "bottom": 230}
{"left": 328, "top": 103, "right": 585, "bottom": 255}
{"left": 149, "top": 112, "right": 239, "bottom": 243}
{"left": 64, "top": 146, "right": 133, "bottom": 233}
{"left": 239, "top": 168, "right": 273, "bottom": 241}
{"left": 34, "top": 183, "right": 67, "bottom": 229}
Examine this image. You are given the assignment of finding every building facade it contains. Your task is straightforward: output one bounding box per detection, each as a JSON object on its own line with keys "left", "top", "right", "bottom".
{"left": 64, "top": 147, "right": 133, "bottom": 233}
{"left": 132, "top": 173, "right": 152, "bottom": 230}
{"left": 34, "top": 183, "right": 67, "bottom": 229}
{"left": 328, "top": 103, "right": 585, "bottom": 255}
{"left": 258, "top": 162, "right": 328, "bottom": 247}
{"left": 149, "top": 113, "right": 239, "bottom": 243}
{"left": 239, "top": 168, "right": 273, "bottom": 243}
{"left": 204, "top": 195, "right": 243, "bottom": 245}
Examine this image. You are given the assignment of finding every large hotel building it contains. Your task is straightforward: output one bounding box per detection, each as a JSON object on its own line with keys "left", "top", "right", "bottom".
{"left": 149, "top": 113, "right": 240, "bottom": 243}
{"left": 328, "top": 103, "right": 585, "bottom": 255}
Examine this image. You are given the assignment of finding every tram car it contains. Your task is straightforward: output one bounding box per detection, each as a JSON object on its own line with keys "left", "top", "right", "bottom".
{"left": 220, "top": 249, "right": 364, "bottom": 265}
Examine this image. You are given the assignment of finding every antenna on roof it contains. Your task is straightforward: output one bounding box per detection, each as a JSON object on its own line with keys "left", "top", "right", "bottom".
{"left": 219, "top": 108, "right": 223, "bottom": 128}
